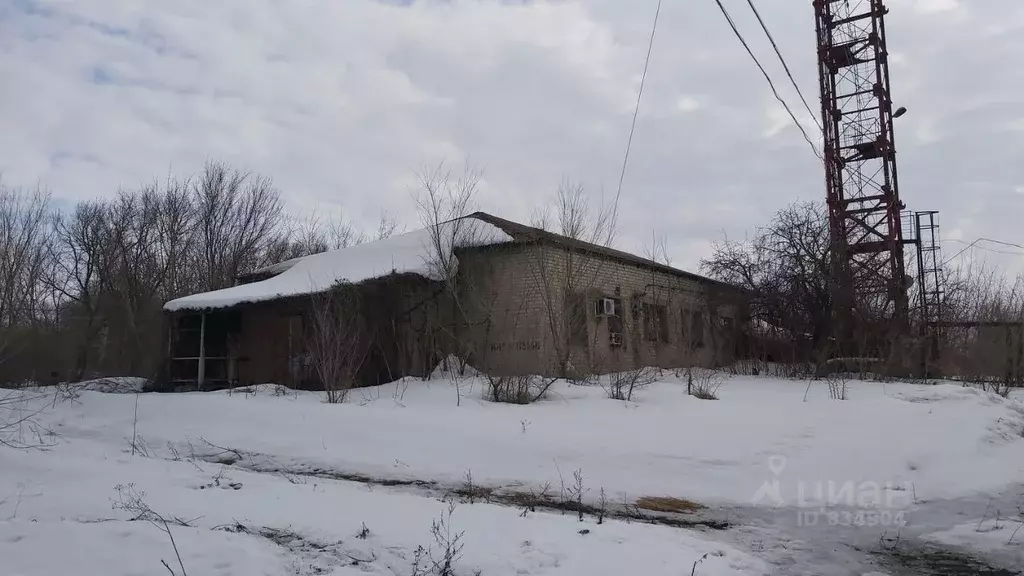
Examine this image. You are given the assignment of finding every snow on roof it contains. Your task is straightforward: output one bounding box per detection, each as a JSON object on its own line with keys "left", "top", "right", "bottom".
{"left": 164, "top": 217, "right": 513, "bottom": 312}
{"left": 245, "top": 254, "right": 306, "bottom": 278}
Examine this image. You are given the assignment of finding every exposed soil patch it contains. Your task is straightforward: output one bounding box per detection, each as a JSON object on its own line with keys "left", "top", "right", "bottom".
{"left": 874, "top": 543, "right": 1022, "bottom": 576}
{"left": 635, "top": 496, "right": 706, "bottom": 514}
{"left": 183, "top": 442, "right": 730, "bottom": 530}
{"left": 215, "top": 521, "right": 381, "bottom": 576}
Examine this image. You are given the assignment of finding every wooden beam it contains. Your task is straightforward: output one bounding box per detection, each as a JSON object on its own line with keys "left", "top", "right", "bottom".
{"left": 197, "top": 312, "right": 207, "bottom": 390}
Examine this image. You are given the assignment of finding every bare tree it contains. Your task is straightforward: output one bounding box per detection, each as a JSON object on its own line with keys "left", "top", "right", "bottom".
{"left": 372, "top": 210, "right": 400, "bottom": 241}
{"left": 941, "top": 262, "right": 1024, "bottom": 394}
{"left": 41, "top": 175, "right": 199, "bottom": 382}
{"left": 0, "top": 181, "right": 52, "bottom": 376}
{"left": 1, "top": 159, "right": 399, "bottom": 387}
{"left": 642, "top": 230, "right": 672, "bottom": 268}
{"left": 701, "top": 202, "right": 832, "bottom": 365}
{"left": 276, "top": 210, "right": 358, "bottom": 260}
{"left": 527, "top": 179, "right": 617, "bottom": 378}
{"left": 152, "top": 176, "right": 199, "bottom": 301}
{"left": 307, "top": 282, "right": 371, "bottom": 403}
{"left": 530, "top": 180, "right": 615, "bottom": 246}
{"left": 413, "top": 161, "right": 487, "bottom": 377}
{"left": 415, "top": 162, "right": 484, "bottom": 285}
{"left": 275, "top": 209, "right": 401, "bottom": 261}
{"left": 100, "top": 188, "right": 178, "bottom": 375}
{"left": 192, "top": 161, "right": 285, "bottom": 291}
{"left": 47, "top": 201, "right": 107, "bottom": 380}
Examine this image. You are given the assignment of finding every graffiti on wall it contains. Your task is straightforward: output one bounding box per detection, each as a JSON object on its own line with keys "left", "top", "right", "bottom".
{"left": 489, "top": 340, "right": 541, "bottom": 352}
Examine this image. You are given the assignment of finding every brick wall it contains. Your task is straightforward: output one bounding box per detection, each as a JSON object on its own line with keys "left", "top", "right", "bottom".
{"left": 460, "top": 241, "right": 744, "bottom": 377}
{"left": 457, "top": 244, "right": 558, "bottom": 375}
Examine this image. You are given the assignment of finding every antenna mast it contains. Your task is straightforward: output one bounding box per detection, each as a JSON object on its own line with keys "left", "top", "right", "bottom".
{"left": 814, "top": 0, "right": 909, "bottom": 350}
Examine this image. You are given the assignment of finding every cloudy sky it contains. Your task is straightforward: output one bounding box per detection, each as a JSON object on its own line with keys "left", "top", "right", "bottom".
{"left": 1, "top": 0, "right": 1022, "bottom": 274}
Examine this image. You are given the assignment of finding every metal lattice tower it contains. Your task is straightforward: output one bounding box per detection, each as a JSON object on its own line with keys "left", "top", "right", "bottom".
{"left": 814, "top": 0, "right": 909, "bottom": 348}
{"left": 914, "top": 211, "right": 944, "bottom": 369}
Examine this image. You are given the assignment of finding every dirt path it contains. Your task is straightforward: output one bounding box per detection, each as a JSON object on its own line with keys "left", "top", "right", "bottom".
{"left": 182, "top": 438, "right": 1023, "bottom": 575}
{"left": 717, "top": 492, "right": 1024, "bottom": 576}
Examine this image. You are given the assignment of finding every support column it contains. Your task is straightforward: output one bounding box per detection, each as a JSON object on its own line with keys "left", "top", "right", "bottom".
{"left": 197, "top": 312, "right": 207, "bottom": 390}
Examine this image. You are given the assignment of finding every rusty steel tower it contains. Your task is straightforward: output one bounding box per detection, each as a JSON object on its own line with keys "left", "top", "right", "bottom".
{"left": 814, "top": 0, "right": 909, "bottom": 349}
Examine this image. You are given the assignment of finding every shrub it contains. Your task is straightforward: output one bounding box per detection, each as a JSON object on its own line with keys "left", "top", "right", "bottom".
{"left": 485, "top": 374, "right": 555, "bottom": 404}
{"left": 826, "top": 372, "right": 848, "bottom": 400}
{"left": 604, "top": 367, "right": 660, "bottom": 401}
{"left": 674, "top": 366, "right": 723, "bottom": 400}
{"left": 690, "top": 368, "right": 723, "bottom": 400}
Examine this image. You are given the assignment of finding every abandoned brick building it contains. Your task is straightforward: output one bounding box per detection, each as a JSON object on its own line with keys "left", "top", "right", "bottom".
{"left": 163, "top": 213, "right": 748, "bottom": 389}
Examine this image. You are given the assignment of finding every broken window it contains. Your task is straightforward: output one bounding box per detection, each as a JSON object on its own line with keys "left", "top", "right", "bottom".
{"left": 720, "top": 316, "right": 735, "bottom": 334}
{"left": 607, "top": 297, "right": 624, "bottom": 348}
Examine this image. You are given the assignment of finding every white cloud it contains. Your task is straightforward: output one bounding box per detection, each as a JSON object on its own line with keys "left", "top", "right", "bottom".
{"left": 913, "top": 0, "right": 961, "bottom": 15}
{"left": 676, "top": 96, "right": 701, "bottom": 113}
{"left": 0, "top": 0, "right": 1022, "bottom": 274}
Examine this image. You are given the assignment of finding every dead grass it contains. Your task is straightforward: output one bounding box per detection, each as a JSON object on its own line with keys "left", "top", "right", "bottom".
{"left": 635, "top": 496, "right": 705, "bottom": 514}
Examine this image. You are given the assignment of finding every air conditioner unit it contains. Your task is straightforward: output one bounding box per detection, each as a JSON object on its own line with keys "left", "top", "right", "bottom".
{"left": 609, "top": 332, "right": 623, "bottom": 347}
{"left": 599, "top": 297, "right": 617, "bottom": 317}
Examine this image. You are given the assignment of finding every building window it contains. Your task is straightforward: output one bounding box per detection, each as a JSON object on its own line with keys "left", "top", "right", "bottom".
{"left": 606, "top": 297, "right": 624, "bottom": 347}
{"left": 643, "top": 303, "right": 669, "bottom": 343}
{"left": 691, "top": 309, "right": 705, "bottom": 348}
{"left": 684, "top": 308, "right": 705, "bottom": 349}
{"left": 566, "top": 291, "right": 588, "bottom": 345}
{"left": 721, "top": 316, "right": 735, "bottom": 333}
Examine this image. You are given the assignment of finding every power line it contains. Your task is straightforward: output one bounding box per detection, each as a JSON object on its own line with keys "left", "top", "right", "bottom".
{"left": 614, "top": 0, "right": 663, "bottom": 216}
{"left": 742, "top": 0, "right": 823, "bottom": 132}
{"left": 974, "top": 238, "right": 1024, "bottom": 251}
{"left": 951, "top": 242, "right": 1024, "bottom": 257}
{"left": 710, "top": 0, "right": 823, "bottom": 161}
{"left": 942, "top": 238, "right": 1024, "bottom": 265}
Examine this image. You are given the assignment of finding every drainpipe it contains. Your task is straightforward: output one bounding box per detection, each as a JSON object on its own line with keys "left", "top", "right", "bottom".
{"left": 197, "top": 312, "right": 207, "bottom": 390}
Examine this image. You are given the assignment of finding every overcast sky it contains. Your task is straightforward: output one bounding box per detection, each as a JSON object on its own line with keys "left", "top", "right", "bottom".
{"left": 1, "top": 0, "right": 1022, "bottom": 275}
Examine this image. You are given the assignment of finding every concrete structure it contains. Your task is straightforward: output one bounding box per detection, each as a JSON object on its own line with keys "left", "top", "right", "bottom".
{"left": 163, "top": 213, "right": 746, "bottom": 389}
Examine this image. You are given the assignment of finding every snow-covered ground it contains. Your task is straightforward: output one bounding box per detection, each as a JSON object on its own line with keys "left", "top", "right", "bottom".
{"left": 2, "top": 374, "right": 1024, "bottom": 575}
{"left": 0, "top": 436, "right": 765, "bottom": 576}
{"left": 28, "top": 375, "right": 1024, "bottom": 507}
{"left": 925, "top": 516, "right": 1024, "bottom": 556}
